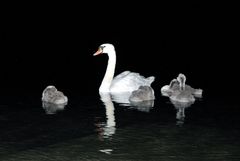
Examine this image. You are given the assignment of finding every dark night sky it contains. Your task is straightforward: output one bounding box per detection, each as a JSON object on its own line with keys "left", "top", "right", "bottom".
{"left": 1, "top": 3, "right": 238, "bottom": 97}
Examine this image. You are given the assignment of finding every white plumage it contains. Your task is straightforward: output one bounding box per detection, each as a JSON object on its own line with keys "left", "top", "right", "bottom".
{"left": 94, "top": 43, "right": 155, "bottom": 94}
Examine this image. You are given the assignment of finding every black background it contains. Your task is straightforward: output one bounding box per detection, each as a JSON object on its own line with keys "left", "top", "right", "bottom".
{"left": 1, "top": 2, "right": 238, "bottom": 99}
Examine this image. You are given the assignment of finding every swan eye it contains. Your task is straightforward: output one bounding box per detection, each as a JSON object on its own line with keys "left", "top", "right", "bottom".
{"left": 99, "top": 46, "right": 105, "bottom": 50}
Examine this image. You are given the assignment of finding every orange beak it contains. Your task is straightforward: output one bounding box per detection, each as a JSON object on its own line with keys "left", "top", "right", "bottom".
{"left": 93, "top": 48, "right": 103, "bottom": 56}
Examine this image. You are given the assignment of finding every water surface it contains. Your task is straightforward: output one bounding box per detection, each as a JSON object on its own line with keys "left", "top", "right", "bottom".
{"left": 0, "top": 91, "right": 239, "bottom": 161}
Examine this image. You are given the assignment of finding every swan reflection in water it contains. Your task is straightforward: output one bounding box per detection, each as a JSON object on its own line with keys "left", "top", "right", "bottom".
{"left": 95, "top": 90, "right": 155, "bottom": 140}
{"left": 42, "top": 101, "right": 67, "bottom": 114}
{"left": 170, "top": 99, "right": 194, "bottom": 126}
{"left": 95, "top": 93, "right": 116, "bottom": 140}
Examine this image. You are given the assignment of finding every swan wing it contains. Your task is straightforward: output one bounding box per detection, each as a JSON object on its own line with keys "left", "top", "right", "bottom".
{"left": 111, "top": 71, "right": 131, "bottom": 81}
{"left": 110, "top": 71, "right": 155, "bottom": 93}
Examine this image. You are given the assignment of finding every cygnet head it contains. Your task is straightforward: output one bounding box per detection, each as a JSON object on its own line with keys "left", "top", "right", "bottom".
{"left": 177, "top": 73, "right": 186, "bottom": 90}
{"left": 93, "top": 43, "right": 115, "bottom": 56}
{"left": 169, "top": 79, "right": 179, "bottom": 89}
{"left": 42, "top": 85, "right": 57, "bottom": 98}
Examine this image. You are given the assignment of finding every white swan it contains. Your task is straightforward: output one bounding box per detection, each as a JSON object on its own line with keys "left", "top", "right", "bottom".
{"left": 161, "top": 73, "right": 203, "bottom": 103}
{"left": 94, "top": 43, "right": 155, "bottom": 94}
{"left": 42, "top": 85, "right": 68, "bottom": 104}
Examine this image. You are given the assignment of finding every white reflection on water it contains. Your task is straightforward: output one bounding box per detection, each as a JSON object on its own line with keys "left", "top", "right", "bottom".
{"left": 96, "top": 91, "right": 155, "bottom": 141}
{"left": 42, "top": 101, "right": 67, "bottom": 114}
{"left": 99, "top": 149, "right": 113, "bottom": 155}
{"left": 96, "top": 93, "right": 116, "bottom": 140}
{"left": 111, "top": 91, "right": 132, "bottom": 104}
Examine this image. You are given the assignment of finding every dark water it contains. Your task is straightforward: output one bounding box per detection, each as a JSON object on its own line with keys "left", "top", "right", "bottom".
{"left": 0, "top": 88, "right": 240, "bottom": 161}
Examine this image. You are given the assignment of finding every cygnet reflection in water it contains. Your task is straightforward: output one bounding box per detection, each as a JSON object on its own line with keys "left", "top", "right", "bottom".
{"left": 170, "top": 99, "right": 194, "bottom": 126}
{"left": 109, "top": 92, "right": 155, "bottom": 113}
{"left": 129, "top": 100, "right": 155, "bottom": 112}
{"left": 96, "top": 93, "right": 116, "bottom": 140}
{"left": 161, "top": 73, "right": 203, "bottom": 103}
{"left": 42, "top": 101, "right": 67, "bottom": 115}
{"left": 42, "top": 85, "right": 68, "bottom": 104}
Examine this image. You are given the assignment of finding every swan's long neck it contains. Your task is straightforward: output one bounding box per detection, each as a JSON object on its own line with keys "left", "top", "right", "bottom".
{"left": 99, "top": 50, "right": 116, "bottom": 93}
